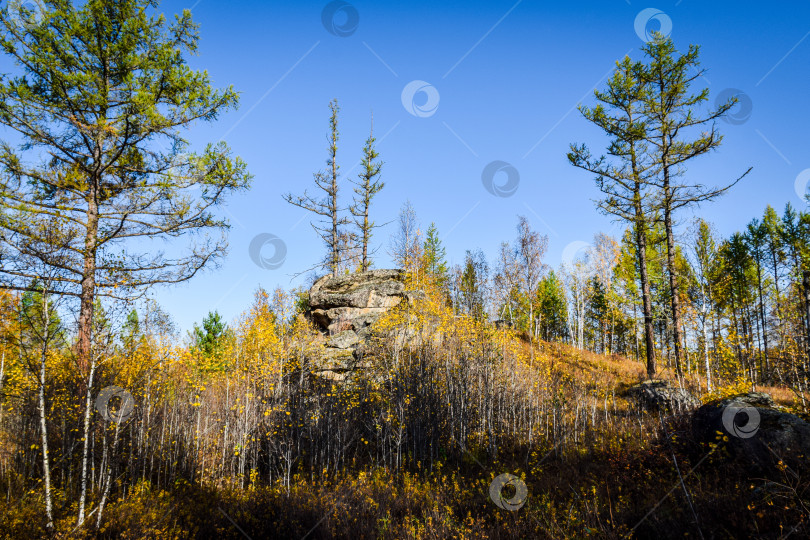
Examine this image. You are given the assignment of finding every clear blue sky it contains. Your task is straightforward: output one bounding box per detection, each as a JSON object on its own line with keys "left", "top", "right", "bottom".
{"left": 154, "top": 0, "right": 810, "bottom": 333}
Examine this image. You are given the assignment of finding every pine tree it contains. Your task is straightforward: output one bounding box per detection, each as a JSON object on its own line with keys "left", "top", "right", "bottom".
{"left": 536, "top": 271, "right": 569, "bottom": 341}
{"left": 192, "top": 310, "right": 228, "bottom": 366}
{"left": 422, "top": 223, "right": 448, "bottom": 287}
{"left": 458, "top": 249, "right": 488, "bottom": 319}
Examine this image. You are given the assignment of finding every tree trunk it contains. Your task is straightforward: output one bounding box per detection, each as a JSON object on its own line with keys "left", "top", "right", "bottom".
{"left": 634, "top": 189, "right": 657, "bottom": 379}
{"left": 633, "top": 303, "right": 640, "bottom": 362}
{"left": 77, "top": 192, "right": 99, "bottom": 527}
{"left": 662, "top": 191, "right": 684, "bottom": 379}
{"left": 331, "top": 157, "right": 339, "bottom": 274}
{"left": 0, "top": 351, "right": 5, "bottom": 430}
{"left": 77, "top": 199, "right": 99, "bottom": 375}
{"left": 654, "top": 74, "right": 684, "bottom": 379}
{"left": 753, "top": 256, "right": 769, "bottom": 380}
{"left": 329, "top": 107, "right": 340, "bottom": 275}
{"left": 362, "top": 205, "right": 370, "bottom": 271}
{"left": 96, "top": 418, "right": 123, "bottom": 529}
{"left": 529, "top": 300, "right": 534, "bottom": 359}
{"left": 38, "top": 294, "right": 54, "bottom": 531}
{"left": 76, "top": 358, "right": 97, "bottom": 527}
{"left": 683, "top": 320, "right": 690, "bottom": 376}
{"left": 701, "top": 285, "right": 713, "bottom": 392}
{"left": 802, "top": 270, "right": 810, "bottom": 365}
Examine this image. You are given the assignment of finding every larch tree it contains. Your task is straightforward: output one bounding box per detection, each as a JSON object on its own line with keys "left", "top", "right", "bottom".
{"left": 568, "top": 55, "right": 660, "bottom": 378}
{"left": 284, "top": 99, "right": 348, "bottom": 276}
{"left": 716, "top": 232, "right": 758, "bottom": 384}
{"left": 638, "top": 36, "right": 750, "bottom": 378}
{"left": 762, "top": 205, "right": 786, "bottom": 342}
{"left": 350, "top": 118, "right": 384, "bottom": 272}
{"left": 746, "top": 218, "right": 770, "bottom": 380}
{"left": 0, "top": 0, "right": 250, "bottom": 526}
{"left": 0, "top": 0, "right": 249, "bottom": 374}
{"left": 780, "top": 204, "right": 810, "bottom": 357}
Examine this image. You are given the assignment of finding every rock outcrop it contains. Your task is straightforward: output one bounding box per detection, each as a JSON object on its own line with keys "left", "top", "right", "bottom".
{"left": 307, "top": 269, "right": 417, "bottom": 380}
{"left": 627, "top": 380, "right": 701, "bottom": 413}
{"left": 692, "top": 393, "right": 810, "bottom": 471}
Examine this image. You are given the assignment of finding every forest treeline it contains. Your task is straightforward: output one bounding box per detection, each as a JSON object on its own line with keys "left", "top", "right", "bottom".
{"left": 378, "top": 199, "right": 810, "bottom": 403}
{"left": 0, "top": 0, "right": 808, "bottom": 538}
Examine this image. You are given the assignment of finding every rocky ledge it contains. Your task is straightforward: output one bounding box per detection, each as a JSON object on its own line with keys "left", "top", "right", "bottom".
{"left": 307, "top": 269, "right": 420, "bottom": 380}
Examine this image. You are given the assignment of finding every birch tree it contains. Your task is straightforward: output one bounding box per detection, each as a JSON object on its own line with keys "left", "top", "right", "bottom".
{"left": 688, "top": 219, "right": 718, "bottom": 391}
{"left": 389, "top": 200, "right": 422, "bottom": 273}
{"left": 515, "top": 216, "right": 548, "bottom": 342}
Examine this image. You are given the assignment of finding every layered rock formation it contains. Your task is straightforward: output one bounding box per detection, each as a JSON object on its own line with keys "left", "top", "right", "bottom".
{"left": 307, "top": 269, "right": 417, "bottom": 380}
{"left": 310, "top": 269, "right": 406, "bottom": 337}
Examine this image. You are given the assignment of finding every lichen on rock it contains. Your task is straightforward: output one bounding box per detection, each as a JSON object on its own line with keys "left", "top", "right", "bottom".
{"left": 306, "top": 269, "right": 421, "bottom": 380}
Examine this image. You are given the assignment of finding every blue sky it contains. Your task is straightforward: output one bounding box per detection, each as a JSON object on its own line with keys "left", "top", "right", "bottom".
{"left": 153, "top": 0, "right": 810, "bottom": 333}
